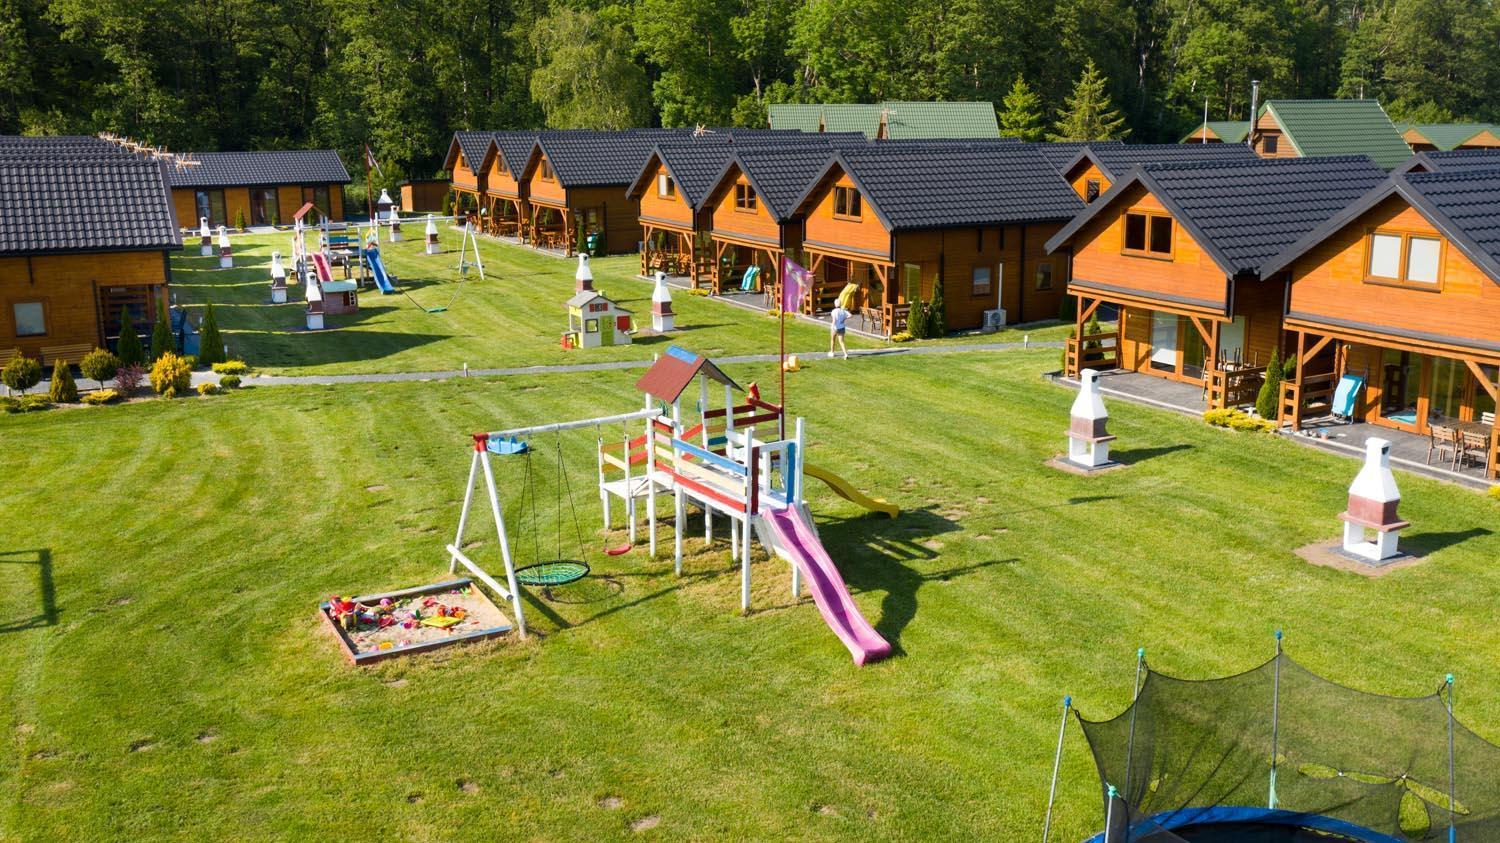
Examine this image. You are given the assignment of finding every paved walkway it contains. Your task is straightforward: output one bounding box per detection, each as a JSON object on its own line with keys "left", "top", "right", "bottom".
{"left": 236, "top": 339, "right": 1063, "bottom": 386}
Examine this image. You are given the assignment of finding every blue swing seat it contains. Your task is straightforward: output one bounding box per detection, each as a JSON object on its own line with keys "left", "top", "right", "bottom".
{"left": 487, "top": 436, "right": 530, "bottom": 455}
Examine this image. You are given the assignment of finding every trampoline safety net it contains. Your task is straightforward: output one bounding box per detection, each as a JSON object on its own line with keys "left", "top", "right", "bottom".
{"left": 1078, "top": 653, "right": 1500, "bottom": 841}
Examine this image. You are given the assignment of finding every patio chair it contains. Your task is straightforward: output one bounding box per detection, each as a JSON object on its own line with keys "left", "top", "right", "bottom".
{"left": 1457, "top": 428, "right": 1491, "bottom": 473}
{"left": 1427, "top": 423, "right": 1460, "bottom": 468}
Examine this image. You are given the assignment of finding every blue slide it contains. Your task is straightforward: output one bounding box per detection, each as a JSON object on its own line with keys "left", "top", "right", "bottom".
{"left": 366, "top": 246, "right": 397, "bottom": 294}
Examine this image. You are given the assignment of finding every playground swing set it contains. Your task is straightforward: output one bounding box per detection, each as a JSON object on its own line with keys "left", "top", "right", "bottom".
{"left": 320, "top": 345, "right": 898, "bottom": 666}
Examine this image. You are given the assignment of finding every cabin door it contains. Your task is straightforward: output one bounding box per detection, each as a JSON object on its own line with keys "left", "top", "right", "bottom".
{"left": 1149, "top": 312, "right": 1178, "bottom": 372}
{"left": 1218, "top": 316, "right": 1247, "bottom": 366}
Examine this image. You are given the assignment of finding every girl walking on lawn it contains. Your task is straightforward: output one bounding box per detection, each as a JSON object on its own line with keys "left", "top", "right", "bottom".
{"left": 828, "top": 305, "right": 850, "bottom": 359}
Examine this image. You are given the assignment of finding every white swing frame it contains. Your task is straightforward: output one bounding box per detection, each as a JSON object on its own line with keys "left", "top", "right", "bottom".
{"left": 447, "top": 405, "right": 662, "bottom": 638}
{"left": 456, "top": 220, "right": 486, "bottom": 281}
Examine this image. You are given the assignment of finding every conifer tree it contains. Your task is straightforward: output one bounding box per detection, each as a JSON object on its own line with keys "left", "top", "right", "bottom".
{"left": 150, "top": 298, "right": 174, "bottom": 362}
{"left": 928, "top": 279, "right": 946, "bottom": 336}
{"left": 49, "top": 359, "right": 78, "bottom": 403}
{"left": 997, "top": 77, "right": 1046, "bottom": 141}
{"left": 116, "top": 307, "right": 145, "bottom": 367}
{"left": 1256, "top": 346, "right": 1284, "bottom": 420}
{"left": 198, "top": 303, "right": 226, "bottom": 366}
{"left": 1050, "top": 60, "right": 1129, "bottom": 141}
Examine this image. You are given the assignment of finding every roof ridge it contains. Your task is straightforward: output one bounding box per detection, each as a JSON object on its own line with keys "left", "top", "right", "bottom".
{"left": 1403, "top": 166, "right": 1500, "bottom": 182}
{"left": 1142, "top": 154, "right": 1375, "bottom": 172}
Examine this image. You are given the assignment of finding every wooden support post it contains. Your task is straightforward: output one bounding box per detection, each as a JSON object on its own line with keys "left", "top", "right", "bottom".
{"left": 1465, "top": 360, "right": 1500, "bottom": 479}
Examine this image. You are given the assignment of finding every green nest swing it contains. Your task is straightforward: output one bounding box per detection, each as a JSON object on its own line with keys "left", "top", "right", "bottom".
{"left": 508, "top": 432, "right": 623, "bottom": 592}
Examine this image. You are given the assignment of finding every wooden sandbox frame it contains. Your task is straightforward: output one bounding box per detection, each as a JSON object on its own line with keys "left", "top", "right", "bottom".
{"left": 318, "top": 578, "right": 513, "bottom": 665}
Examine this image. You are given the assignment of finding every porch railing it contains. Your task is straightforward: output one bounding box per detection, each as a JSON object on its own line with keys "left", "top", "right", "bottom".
{"left": 1206, "top": 365, "right": 1266, "bottom": 410}
{"left": 1277, "top": 371, "right": 1337, "bottom": 429}
{"left": 1064, "top": 330, "right": 1120, "bottom": 378}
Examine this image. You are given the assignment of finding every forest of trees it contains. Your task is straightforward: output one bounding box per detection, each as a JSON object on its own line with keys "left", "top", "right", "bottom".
{"left": 2, "top": 0, "right": 1498, "bottom": 192}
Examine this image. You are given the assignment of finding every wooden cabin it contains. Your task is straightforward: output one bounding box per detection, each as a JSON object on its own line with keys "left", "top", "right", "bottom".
{"left": 399, "top": 179, "right": 451, "bottom": 212}
{"left": 0, "top": 156, "right": 180, "bottom": 364}
{"left": 443, "top": 131, "right": 496, "bottom": 226}
{"left": 769, "top": 101, "right": 1001, "bottom": 140}
{"left": 1046, "top": 156, "right": 1387, "bottom": 409}
{"left": 519, "top": 130, "right": 690, "bottom": 257}
{"left": 1397, "top": 124, "right": 1500, "bottom": 153}
{"left": 166, "top": 150, "right": 350, "bottom": 228}
{"left": 1179, "top": 121, "right": 1251, "bottom": 144}
{"left": 1250, "top": 100, "right": 1413, "bottom": 170}
{"left": 790, "top": 144, "right": 1083, "bottom": 335}
{"left": 1396, "top": 148, "right": 1500, "bottom": 176}
{"left": 1059, "top": 142, "right": 1255, "bottom": 203}
{"left": 476, "top": 131, "right": 537, "bottom": 240}
{"left": 627, "top": 140, "right": 737, "bottom": 285}
{"left": 1261, "top": 168, "right": 1500, "bottom": 477}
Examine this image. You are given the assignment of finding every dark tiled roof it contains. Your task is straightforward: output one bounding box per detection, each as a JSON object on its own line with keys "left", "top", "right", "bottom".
{"left": 533, "top": 129, "right": 694, "bottom": 188}
{"left": 491, "top": 131, "right": 538, "bottom": 174}
{"left": 165, "top": 150, "right": 351, "bottom": 187}
{"left": 1082, "top": 141, "right": 1256, "bottom": 180}
{"left": 1396, "top": 149, "right": 1500, "bottom": 175}
{"left": 1031, "top": 141, "right": 1105, "bottom": 173}
{"left": 0, "top": 158, "right": 180, "bottom": 255}
{"left": 1047, "top": 156, "right": 1388, "bottom": 277}
{"left": 637, "top": 143, "right": 737, "bottom": 208}
{"left": 448, "top": 131, "right": 495, "bottom": 172}
{"left": 0, "top": 135, "right": 133, "bottom": 158}
{"left": 812, "top": 144, "right": 1084, "bottom": 231}
{"left": 1263, "top": 167, "right": 1500, "bottom": 282}
{"left": 731, "top": 145, "right": 843, "bottom": 222}
{"left": 769, "top": 101, "right": 1000, "bottom": 139}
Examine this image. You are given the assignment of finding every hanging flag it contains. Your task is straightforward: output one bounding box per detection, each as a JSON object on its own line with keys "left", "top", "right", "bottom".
{"left": 363, "top": 143, "right": 385, "bottom": 180}
{"left": 781, "top": 255, "right": 811, "bottom": 314}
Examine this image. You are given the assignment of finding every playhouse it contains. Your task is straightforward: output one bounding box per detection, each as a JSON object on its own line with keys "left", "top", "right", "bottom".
{"left": 562, "top": 291, "right": 633, "bottom": 349}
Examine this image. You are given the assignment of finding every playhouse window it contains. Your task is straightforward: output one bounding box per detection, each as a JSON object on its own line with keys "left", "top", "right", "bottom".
{"left": 971, "top": 266, "right": 992, "bottom": 297}
{"left": 833, "top": 186, "right": 862, "bottom": 220}
{"left": 585, "top": 318, "right": 599, "bottom": 333}
{"left": 12, "top": 301, "right": 45, "bottom": 337}
{"left": 658, "top": 173, "right": 675, "bottom": 198}
{"left": 734, "top": 183, "right": 757, "bottom": 212}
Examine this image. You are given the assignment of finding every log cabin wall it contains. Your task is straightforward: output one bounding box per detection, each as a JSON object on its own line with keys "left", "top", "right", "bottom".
{"left": 1068, "top": 162, "right": 1110, "bottom": 203}
{"left": 570, "top": 185, "right": 644, "bottom": 255}
{"left": 173, "top": 184, "right": 346, "bottom": 228}
{"left": 485, "top": 152, "right": 522, "bottom": 200}
{"left": 890, "top": 222, "right": 1070, "bottom": 330}
{"left": 1253, "top": 111, "right": 1296, "bottom": 159}
{"left": 450, "top": 151, "right": 482, "bottom": 193}
{"left": 637, "top": 160, "right": 695, "bottom": 231}
{"left": 0, "top": 250, "right": 169, "bottom": 359}
{"left": 709, "top": 170, "right": 784, "bottom": 247}
{"left": 527, "top": 152, "right": 567, "bottom": 207}
{"left": 401, "top": 181, "right": 451, "bottom": 212}
{"left": 801, "top": 172, "right": 892, "bottom": 261}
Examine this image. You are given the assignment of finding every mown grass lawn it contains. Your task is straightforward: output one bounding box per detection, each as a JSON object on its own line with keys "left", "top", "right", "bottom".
{"left": 168, "top": 230, "right": 1070, "bottom": 377}
{"left": 3, "top": 350, "right": 1497, "bottom": 841}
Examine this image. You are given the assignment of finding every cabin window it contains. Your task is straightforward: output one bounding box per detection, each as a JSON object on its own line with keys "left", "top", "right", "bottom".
{"left": 658, "top": 173, "right": 675, "bottom": 198}
{"left": 1085, "top": 179, "right": 1101, "bottom": 203}
{"left": 902, "top": 263, "right": 922, "bottom": 302}
{"left": 540, "top": 159, "right": 554, "bottom": 182}
{"left": 734, "top": 183, "right": 757, "bottom": 212}
{"left": 195, "top": 189, "right": 227, "bottom": 227}
{"left": 833, "top": 186, "right": 862, "bottom": 220}
{"left": 1123, "top": 212, "right": 1172, "bottom": 257}
{"left": 1034, "top": 261, "right": 1054, "bottom": 291}
{"left": 1263, "top": 135, "right": 1279, "bottom": 154}
{"left": 1366, "top": 231, "right": 1443, "bottom": 288}
{"left": 12, "top": 301, "right": 45, "bottom": 337}
{"left": 971, "top": 266, "right": 992, "bottom": 297}
{"left": 249, "top": 187, "right": 279, "bottom": 227}
{"left": 301, "top": 186, "right": 330, "bottom": 222}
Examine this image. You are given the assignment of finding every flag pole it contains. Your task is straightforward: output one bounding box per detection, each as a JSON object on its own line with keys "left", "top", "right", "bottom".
{"left": 363, "top": 143, "right": 374, "bottom": 224}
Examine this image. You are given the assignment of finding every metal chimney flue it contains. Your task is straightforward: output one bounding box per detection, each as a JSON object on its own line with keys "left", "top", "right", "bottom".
{"left": 1247, "top": 80, "right": 1260, "bottom": 149}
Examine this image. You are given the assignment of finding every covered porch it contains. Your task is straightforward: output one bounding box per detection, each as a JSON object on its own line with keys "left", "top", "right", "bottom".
{"left": 528, "top": 200, "right": 575, "bottom": 256}
{"left": 452, "top": 187, "right": 483, "bottom": 230}
{"left": 1279, "top": 323, "right": 1498, "bottom": 480}
{"left": 708, "top": 235, "right": 779, "bottom": 297}
{"left": 800, "top": 247, "right": 899, "bottom": 336}
{"left": 642, "top": 222, "right": 710, "bottom": 286}
{"left": 482, "top": 194, "right": 526, "bottom": 240}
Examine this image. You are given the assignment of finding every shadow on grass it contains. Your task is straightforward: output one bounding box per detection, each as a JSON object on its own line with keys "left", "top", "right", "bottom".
{"left": 225, "top": 329, "right": 449, "bottom": 368}
{"left": 1403, "top": 527, "right": 1493, "bottom": 556}
{"left": 0, "top": 549, "right": 57, "bottom": 634}
{"left": 1112, "top": 443, "right": 1194, "bottom": 465}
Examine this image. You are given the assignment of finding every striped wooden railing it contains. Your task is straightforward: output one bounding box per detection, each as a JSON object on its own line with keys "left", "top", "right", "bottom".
{"left": 1064, "top": 330, "right": 1120, "bottom": 378}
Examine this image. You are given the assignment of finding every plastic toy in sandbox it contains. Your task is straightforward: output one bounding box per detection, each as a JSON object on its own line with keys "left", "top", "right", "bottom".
{"left": 319, "top": 580, "right": 513, "bottom": 665}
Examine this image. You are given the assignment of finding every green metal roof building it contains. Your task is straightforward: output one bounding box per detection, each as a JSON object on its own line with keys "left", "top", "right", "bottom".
{"left": 1394, "top": 122, "right": 1500, "bottom": 151}
{"left": 1255, "top": 99, "right": 1413, "bottom": 170}
{"left": 1179, "top": 120, "right": 1251, "bottom": 144}
{"left": 767, "top": 101, "right": 999, "bottom": 140}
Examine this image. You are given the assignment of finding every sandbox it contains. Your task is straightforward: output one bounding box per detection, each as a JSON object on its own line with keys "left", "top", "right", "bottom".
{"left": 318, "top": 578, "right": 512, "bottom": 665}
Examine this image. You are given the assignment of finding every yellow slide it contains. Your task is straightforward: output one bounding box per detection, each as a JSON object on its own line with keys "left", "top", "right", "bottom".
{"left": 803, "top": 463, "right": 899, "bottom": 518}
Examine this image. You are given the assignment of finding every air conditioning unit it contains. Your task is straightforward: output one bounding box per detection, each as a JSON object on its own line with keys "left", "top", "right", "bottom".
{"left": 982, "top": 308, "right": 1008, "bottom": 332}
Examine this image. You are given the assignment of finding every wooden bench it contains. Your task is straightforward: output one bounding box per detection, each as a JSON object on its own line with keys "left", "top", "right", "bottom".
{"left": 41, "top": 343, "right": 93, "bottom": 367}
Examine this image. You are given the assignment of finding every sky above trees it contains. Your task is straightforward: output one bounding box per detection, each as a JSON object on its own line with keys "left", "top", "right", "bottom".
{"left": 2, "top": 0, "right": 1496, "bottom": 186}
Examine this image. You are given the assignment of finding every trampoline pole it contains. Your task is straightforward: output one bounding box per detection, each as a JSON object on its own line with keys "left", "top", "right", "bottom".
{"left": 1447, "top": 673, "right": 1456, "bottom": 843}
{"left": 1042, "top": 695, "right": 1071, "bottom": 843}
{"left": 1123, "top": 648, "right": 1145, "bottom": 811}
{"left": 1103, "top": 784, "right": 1119, "bottom": 843}
{"left": 1269, "top": 629, "right": 1282, "bottom": 810}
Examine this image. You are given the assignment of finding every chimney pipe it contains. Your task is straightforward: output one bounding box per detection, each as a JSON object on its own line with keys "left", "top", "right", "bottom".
{"left": 1247, "top": 80, "right": 1260, "bottom": 149}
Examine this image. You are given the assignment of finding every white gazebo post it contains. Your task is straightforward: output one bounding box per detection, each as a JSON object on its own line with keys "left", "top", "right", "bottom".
{"left": 575, "top": 253, "right": 594, "bottom": 292}
{"left": 270, "top": 251, "right": 287, "bottom": 303}
{"left": 199, "top": 218, "right": 213, "bottom": 256}
{"left": 1338, "top": 437, "right": 1408, "bottom": 563}
{"left": 1065, "top": 368, "right": 1117, "bottom": 469}
{"left": 217, "top": 226, "right": 233, "bottom": 269}
{"left": 651, "top": 270, "right": 675, "bottom": 332}
{"left": 424, "top": 214, "right": 439, "bottom": 255}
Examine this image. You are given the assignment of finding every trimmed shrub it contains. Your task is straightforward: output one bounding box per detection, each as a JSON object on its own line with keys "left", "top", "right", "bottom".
{"left": 82, "top": 389, "right": 120, "bottom": 406}
{"left": 211, "top": 359, "right": 248, "bottom": 376}
{"left": 1204, "top": 407, "right": 1274, "bottom": 433}
{"left": 0, "top": 397, "right": 15, "bottom": 413}
{"left": 115, "top": 364, "right": 146, "bottom": 394}
{"left": 2, "top": 354, "right": 42, "bottom": 394}
{"left": 197, "top": 382, "right": 220, "bottom": 396}
{"left": 150, "top": 299, "right": 174, "bottom": 362}
{"left": 889, "top": 331, "right": 914, "bottom": 343}
{"left": 150, "top": 352, "right": 192, "bottom": 397}
{"left": 18, "top": 394, "right": 51, "bottom": 412}
{"left": 80, "top": 348, "right": 121, "bottom": 384}
{"left": 198, "top": 303, "right": 226, "bottom": 366}
{"left": 927, "top": 280, "right": 946, "bottom": 337}
{"left": 1488, "top": 485, "right": 1500, "bottom": 503}
{"left": 235, "top": 208, "right": 247, "bottom": 231}
{"left": 907, "top": 299, "right": 929, "bottom": 340}
{"left": 1255, "top": 346, "right": 1284, "bottom": 420}
{"left": 49, "top": 361, "right": 78, "bottom": 403}
{"left": 218, "top": 374, "right": 242, "bottom": 389}
{"left": 685, "top": 287, "right": 710, "bottom": 297}
{"left": 116, "top": 307, "right": 145, "bottom": 367}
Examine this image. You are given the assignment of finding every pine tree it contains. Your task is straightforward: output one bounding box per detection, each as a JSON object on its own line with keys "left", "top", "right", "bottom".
{"left": 150, "top": 298, "right": 174, "bottom": 362}
{"left": 116, "top": 307, "right": 145, "bottom": 367}
{"left": 928, "top": 279, "right": 946, "bottom": 336}
{"left": 198, "top": 303, "right": 226, "bottom": 366}
{"left": 1256, "top": 346, "right": 1284, "bottom": 420}
{"left": 49, "top": 359, "right": 78, "bottom": 403}
{"left": 997, "top": 76, "right": 1046, "bottom": 141}
{"left": 1049, "top": 60, "right": 1130, "bottom": 142}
